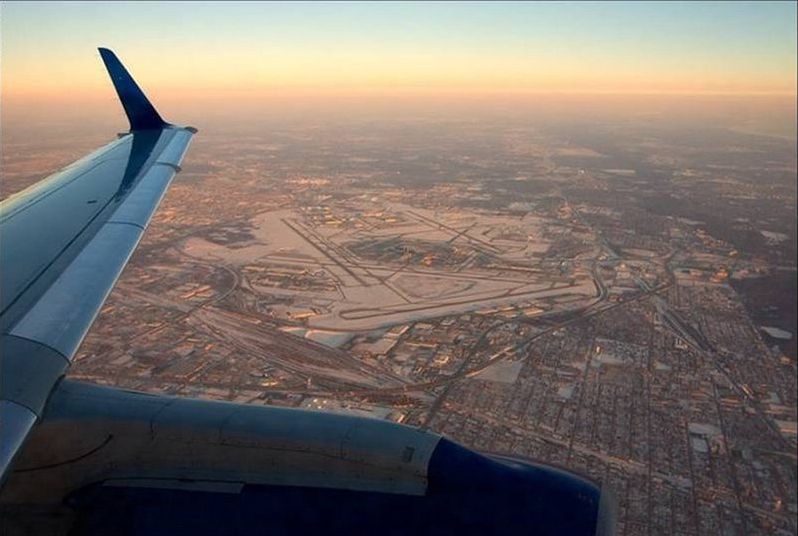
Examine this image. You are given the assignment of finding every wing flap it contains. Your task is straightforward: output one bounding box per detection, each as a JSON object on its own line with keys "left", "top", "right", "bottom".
{"left": 156, "top": 129, "right": 195, "bottom": 168}
{"left": 107, "top": 164, "right": 175, "bottom": 227}
{"left": 9, "top": 222, "right": 144, "bottom": 359}
{"left": 0, "top": 402, "right": 37, "bottom": 483}
{"left": 0, "top": 336, "right": 68, "bottom": 413}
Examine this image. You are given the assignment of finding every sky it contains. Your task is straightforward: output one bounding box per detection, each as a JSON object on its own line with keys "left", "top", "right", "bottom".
{"left": 2, "top": 1, "right": 796, "bottom": 100}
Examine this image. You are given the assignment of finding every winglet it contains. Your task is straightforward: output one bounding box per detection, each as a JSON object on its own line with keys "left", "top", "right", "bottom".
{"left": 99, "top": 48, "right": 168, "bottom": 131}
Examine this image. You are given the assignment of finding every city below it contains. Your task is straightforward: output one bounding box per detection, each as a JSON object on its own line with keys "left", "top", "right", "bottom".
{"left": 3, "top": 108, "right": 796, "bottom": 534}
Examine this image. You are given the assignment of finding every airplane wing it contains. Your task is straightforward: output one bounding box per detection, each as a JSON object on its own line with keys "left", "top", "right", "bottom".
{"left": 0, "top": 48, "right": 196, "bottom": 483}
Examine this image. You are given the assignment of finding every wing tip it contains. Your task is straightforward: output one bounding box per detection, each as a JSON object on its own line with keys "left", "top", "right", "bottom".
{"left": 97, "top": 47, "right": 168, "bottom": 131}
{"left": 97, "top": 47, "right": 115, "bottom": 63}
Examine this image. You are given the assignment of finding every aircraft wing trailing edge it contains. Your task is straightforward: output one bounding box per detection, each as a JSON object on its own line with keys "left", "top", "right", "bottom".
{"left": 0, "top": 48, "right": 196, "bottom": 483}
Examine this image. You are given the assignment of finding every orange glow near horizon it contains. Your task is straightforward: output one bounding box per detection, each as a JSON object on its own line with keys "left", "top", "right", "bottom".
{"left": 4, "top": 46, "right": 796, "bottom": 102}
